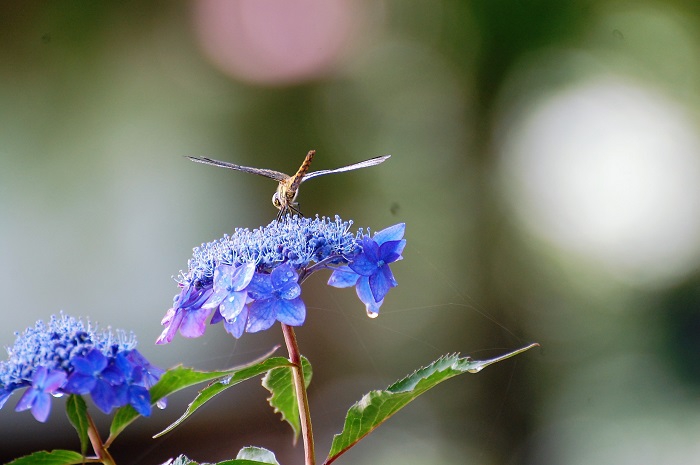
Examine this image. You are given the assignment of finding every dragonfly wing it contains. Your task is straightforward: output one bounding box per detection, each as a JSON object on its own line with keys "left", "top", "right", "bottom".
{"left": 301, "top": 155, "right": 391, "bottom": 182}
{"left": 187, "top": 156, "right": 289, "bottom": 182}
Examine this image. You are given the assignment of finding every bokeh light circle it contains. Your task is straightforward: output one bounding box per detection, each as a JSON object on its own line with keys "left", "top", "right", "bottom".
{"left": 498, "top": 77, "right": 700, "bottom": 286}
{"left": 193, "top": 0, "right": 360, "bottom": 85}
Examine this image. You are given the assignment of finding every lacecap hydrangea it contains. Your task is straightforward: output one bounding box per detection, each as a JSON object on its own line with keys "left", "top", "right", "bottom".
{"left": 0, "top": 314, "right": 163, "bottom": 422}
{"left": 158, "top": 215, "right": 405, "bottom": 344}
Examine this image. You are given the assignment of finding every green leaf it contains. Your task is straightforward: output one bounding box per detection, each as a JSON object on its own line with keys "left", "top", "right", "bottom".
{"left": 262, "top": 356, "right": 312, "bottom": 442}
{"left": 236, "top": 446, "right": 281, "bottom": 464}
{"left": 324, "top": 343, "right": 539, "bottom": 465}
{"left": 65, "top": 395, "right": 89, "bottom": 457}
{"left": 164, "top": 453, "right": 279, "bottom": 465}
{"left": 108, "top": 347, "right": 284, "bottom": 443}
{"left": 152, "top": 356, "right": 293, "bottom": 438}
{"left": 6, "top": 450, "right": 85, "bottom": 465}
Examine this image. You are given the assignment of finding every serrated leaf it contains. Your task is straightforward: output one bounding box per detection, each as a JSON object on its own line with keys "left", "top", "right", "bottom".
{"left": 324, "top": 343, "right": 539, "bottom": 465}
{"left": 163, "top": 453, "right": 279, "bottom": 465}
{"left": 65, "top": 395, "right": 89, "bottom": 457}
{"left": 108, "top": 347, "right": 283, "bottom": 442}
{"left": 5, "top": 450, "right": 85, "bottom": 465}
{"left": 236, "top": 446, "right": 280, "bottom": 464}
{"left": 152, "top": 356, "right": 293, "bottom": 438}
{"left": 262, "top": 356, "right": 312, "bottom": 442}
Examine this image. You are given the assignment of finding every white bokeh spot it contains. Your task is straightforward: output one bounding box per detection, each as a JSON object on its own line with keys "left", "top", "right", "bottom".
{"left": 499, "top": 77, "right": 700, "bottom": 286}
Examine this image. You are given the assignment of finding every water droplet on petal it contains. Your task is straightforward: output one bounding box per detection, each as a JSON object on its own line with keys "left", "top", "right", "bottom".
{"left": 366, "top": 310, "right": 379, "bottom": 319}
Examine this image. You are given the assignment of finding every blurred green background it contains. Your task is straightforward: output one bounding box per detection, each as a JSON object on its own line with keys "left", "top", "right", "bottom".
{"left": 2, "top": 1, "right": 700, "bottom": 464}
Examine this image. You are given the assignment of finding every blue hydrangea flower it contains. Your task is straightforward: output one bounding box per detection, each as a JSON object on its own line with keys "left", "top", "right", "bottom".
{"left": 0, "top": 313, "right": 162, "bottom": 422}
{"left": 328, "top": 223, "right": 406, "bottom": 316}
{"left": 159, "top": 216, "right": 406, "bottom": 342}
{"left": 14, "top": 367, "right": 66, "bottom": 422}
{"left": 246, "top": 264, "right": 305, "bottom": 333}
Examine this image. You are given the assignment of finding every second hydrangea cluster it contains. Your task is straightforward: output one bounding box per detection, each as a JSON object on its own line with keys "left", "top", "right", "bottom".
{"left": 0, "top": 314, "right": 163, "bottom": 422}
{"left": 158, "top": 215, "right": 406, "bottom": 343}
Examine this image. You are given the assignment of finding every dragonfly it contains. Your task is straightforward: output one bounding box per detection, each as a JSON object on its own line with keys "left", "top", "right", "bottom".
{"left": 187, "top": 150, "right": 391, "bottom": 219}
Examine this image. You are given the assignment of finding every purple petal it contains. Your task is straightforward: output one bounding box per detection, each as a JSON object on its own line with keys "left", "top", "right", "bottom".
{"left": 44, "top": 370, "right": 67, "bottom": 392}
{"left": 373, "top": 223, "right": 405, "bottom": 245}
{"left": 223, "top": 306, "right": 249, "bottom": 338}
{"left": 156, "top": 308, "right": 184, "bottom": 344}
{"left": 246, "top": 299, "right": 277, "bottom": 333}
{"left": 179, "top": 307, "right": 213, "bottom": 338}
{"left": 210, "top": 308, "right": 224, "bottom": 325}
{"left": 356, "top": 276, "right": 384, "bottom": 314}
{"left": 31, "top": 392, "right": 51, "bottom": 423}
{"left": 201, "top": 288, "right": 228, "bottom": 310}
{"left": 328, "top": 267, "right": 360, "bottom": 288}
{"left": 219, "top": 291, "right": 247, "bottom": 320}
{"left": 14, "top": 386, "right": 38, "bottom": 413}
{"left": 275, "top": 298, "right": 306, "bottom": 326}
{"left": 369, "top": 264, "right": 397, "bottom": 302}
{"left": 230, "top": 263, "right": 256, "bottom": 291}
{"left": 212, "top": 264, "right": 235, "bottom": 291}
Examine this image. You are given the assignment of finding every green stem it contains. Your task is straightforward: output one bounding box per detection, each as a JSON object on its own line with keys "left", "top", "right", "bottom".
{"left": 282, "top": 324, "right": 315, "bottom": 465}
{"left": 86, "top": 410, "right": 117, "bottom": 465}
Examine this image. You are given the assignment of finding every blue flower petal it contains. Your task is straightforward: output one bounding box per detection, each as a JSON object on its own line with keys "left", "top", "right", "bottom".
{"left": 274, "top": 298, "right": 306, "bottom": 326}
{"left": 278, "top": 282, "right": 301, "bottom": 300}
{"left": 349, "top": 243, "right": 379, "bottom": 276}
{"left": 378, "top": 239, "right": 406, "bottom": 263}
{"left": 246, "top": 299, "right": 278, "bottom": 333}
{"left": 0, "top": 389, "right": 13, "bottom": 409}
{"left": 223, "top": 306, "right": 249, "bottom": 339}
{"left": 356, "top": 276, "right": 383, "bottom": 315}
{"left": 247, "top": 273, "right": 273, "bottom": 298}
{"left": 91, "top": 379, "right": 117, "bottom": 414}
{"left": 219, "top": 291, "right": 247, "bottom": 321}
{"left": 373, "top": 223, "right": 405, "bottom": 245}
{"left": 101, "top": 363, "right": 125, "bottom": 386}
{"left": 327, "top": 266, "right": 360, "bottom": 288}
{"left": 270, "top": 264, "right": 298, "bottom": 290}
{"left": 129, "top": 385, "right": 151, "bottom": 417}
{"left": 64, "top": 373, "right": 96, "bottom": 394}
{"left": 368, "top": 264, "right": 396, "bottom": 302}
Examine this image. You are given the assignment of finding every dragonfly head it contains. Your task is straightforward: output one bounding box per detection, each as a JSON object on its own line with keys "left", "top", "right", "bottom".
{"left": 272, "top": 190, "right": 283, "bottom": 210}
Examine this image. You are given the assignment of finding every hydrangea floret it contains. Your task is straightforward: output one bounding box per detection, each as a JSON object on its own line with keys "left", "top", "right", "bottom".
{"left": 157, "top": 215, "right": 406, "bottom": 343}
{"left": 0, "top": 313, "right": 163, "bottom": 422}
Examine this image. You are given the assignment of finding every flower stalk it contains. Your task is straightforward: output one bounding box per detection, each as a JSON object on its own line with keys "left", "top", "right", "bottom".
{"left": 282, "top": 324, "right": 315, "bottom": 465}
{"left": 86, "top": 410, "right": 117, "bottom": 465}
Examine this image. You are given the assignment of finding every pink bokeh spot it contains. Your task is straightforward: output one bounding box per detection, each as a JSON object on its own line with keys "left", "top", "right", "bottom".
{"left": 194, "top": 0, "right": 359, "bottom": 85}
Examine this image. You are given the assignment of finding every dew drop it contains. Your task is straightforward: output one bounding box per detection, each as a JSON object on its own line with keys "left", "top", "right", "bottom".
{"left": 366, "top": 310, "right": 379, "bottom": 319}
